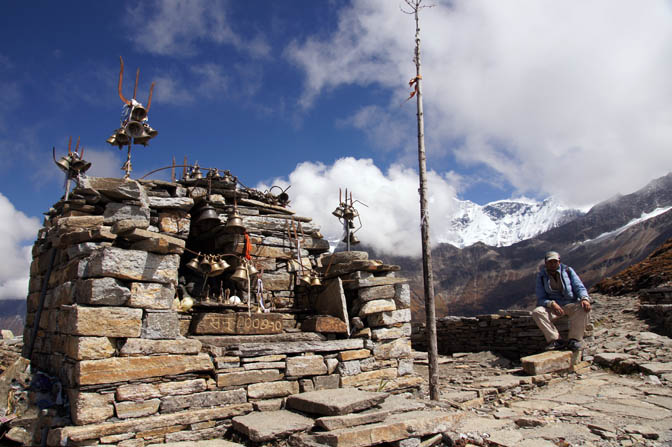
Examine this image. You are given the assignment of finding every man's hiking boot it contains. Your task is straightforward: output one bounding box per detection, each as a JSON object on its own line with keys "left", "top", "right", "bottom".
{"left": 566, "top": 338, "right": 582, "bottom": 351}
{"left": 545, "top": 339, "right": 565, "bottom": 351}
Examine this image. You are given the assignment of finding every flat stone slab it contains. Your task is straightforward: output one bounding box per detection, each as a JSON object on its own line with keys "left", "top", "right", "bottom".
{"left": 521, "top": 351, "right": 572, "bottom": 375}
{"left": 286, "top": 389, "right": 387, "bottom": 416}
{"left": 639, "top": 362, "right": 672, "bottom": 375}
{"left": 316, "top": 410, "right": 389, "bottom": 431}
{"left": 232, "top": 410, "right": 314, "bottom": 442}
{"left": 312, "top": 410, "right": 457, "bottom": 447}
{"left": 149, "top": 440, "right": 242, "bottom": 447}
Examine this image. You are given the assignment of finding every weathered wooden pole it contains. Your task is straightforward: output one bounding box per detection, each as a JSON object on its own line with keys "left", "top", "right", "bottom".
{"left": 406, "top": 0, "right": 440, "bottom": 401}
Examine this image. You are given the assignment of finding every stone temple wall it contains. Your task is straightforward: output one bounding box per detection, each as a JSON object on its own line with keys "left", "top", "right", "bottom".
{"left": 23, "top": 176, "right": 421, "bottom": 446}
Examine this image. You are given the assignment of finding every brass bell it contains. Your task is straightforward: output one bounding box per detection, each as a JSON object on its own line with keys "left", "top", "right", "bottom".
{"left": 107, "top": 129, "right": 131, "bottom": 147}
{"left": 54, "top": 156, "right": 71, "bottom": 173}
{"left": 230, "top": 263, "right": 249, "bottom": 284}
{"left": 70, "top": 158, "right": 92, "bottom": 173}
{"left": 342, "top": 233, "right": 360, "bottom": 245}
{"left": 314, "top": 231, "right": 323, "bottom": 239}
{"left": 209, "top": 258, "right": 231, "bottom": 277}
{"left": 192, "top": 164, "right": 203, "bottom": 179}
{"left": 247, "top": 262, "right": 259, "bottom": 277}
{"left": 332, "top": 207, "right": 344, "bottom": 218}
{"left": 343, "top": 207, "right": 357, "bottom": 220}
{"left": 225, "top": 211, "right": 245, "bottom": 233}
{"left": 195, "top": 204, "right": 220, "bottom": 226}
{"left": 199, "top": 255, "right": 213, "bottom": 273}
{"left": 133, "top": 125, "right": 158, "bottom": 146}
{"left": 186, "top": 256, "right": 201, "bottom": 271}
{"left": 125, "top": 121, "right": 145, "bottom": 138}
{"left": 310, "top": 275, "right": 322, "bottom": 287}
{"left": 130, "top": 104, "right": 148, "bottom": 122}
{"left": 299, "top": 274, "right": 311, "bottom": 286}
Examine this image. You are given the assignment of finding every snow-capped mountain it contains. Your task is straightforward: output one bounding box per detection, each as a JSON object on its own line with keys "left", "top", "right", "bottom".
{"left": 439, "top": 198, "right": 584, "bottom": 248}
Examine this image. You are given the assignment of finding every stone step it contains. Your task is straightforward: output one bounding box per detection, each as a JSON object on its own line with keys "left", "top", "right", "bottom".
{"left": 520, "top": 350, "right": 573, "bottom": 375}
{"left": 310, "top": 410, "right": 458, "bottom": 447}
{"left": 232, "top": 409, "right": 314, "bottom": 442}
{"left": 285, "top": 388, "right": 387, "bottom": 416}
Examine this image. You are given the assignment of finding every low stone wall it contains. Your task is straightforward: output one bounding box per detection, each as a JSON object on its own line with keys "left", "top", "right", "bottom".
{"left": 411, "top": 310, "right": 575, "bottom": 359}
{"left": 639, "top": 288, "right": 672, "bottom": 336}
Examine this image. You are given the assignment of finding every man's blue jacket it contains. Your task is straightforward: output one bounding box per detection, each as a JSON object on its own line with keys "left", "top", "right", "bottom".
{"left": 536, "top": 263, "right": 589, "bottom": 308}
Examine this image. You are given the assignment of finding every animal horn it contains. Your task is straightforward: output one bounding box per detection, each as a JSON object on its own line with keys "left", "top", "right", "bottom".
{"left": 146, "top": 82, "right": 155, "bottom": 112}
{"left": 118, "top": 56, "right": 130, "bottom": 105}
{"left": 68, "top": 136, "right": 72, "bottom": 155}
{"left": 52, "top": 146, "right": 57, "bottom": 162}
{"left": 75, "top": 136, "right": 80, "bottom": 154}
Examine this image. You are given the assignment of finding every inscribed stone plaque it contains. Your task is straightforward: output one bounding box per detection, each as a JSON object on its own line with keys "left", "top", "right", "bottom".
{"left": 192, "top": 312, "right": 283, "bottom": 335}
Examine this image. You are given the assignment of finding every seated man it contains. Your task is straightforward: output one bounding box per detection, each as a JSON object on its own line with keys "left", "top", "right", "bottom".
{"left": 532, "top": 251, "right": 591, "bottom": 351}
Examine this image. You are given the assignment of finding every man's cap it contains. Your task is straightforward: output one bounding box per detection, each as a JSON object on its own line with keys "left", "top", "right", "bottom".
{"left": 545, "top": 251, "right": 560, "bottom": 261}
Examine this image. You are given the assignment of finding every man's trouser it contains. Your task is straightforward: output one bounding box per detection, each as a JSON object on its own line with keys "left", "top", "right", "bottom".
{"left": 532, "top": 302, "right": 590, "bottom": 342}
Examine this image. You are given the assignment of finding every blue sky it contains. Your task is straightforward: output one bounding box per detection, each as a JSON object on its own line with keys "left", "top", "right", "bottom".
{"left": 2, "top": 0, "right": 672, "bottom": 299}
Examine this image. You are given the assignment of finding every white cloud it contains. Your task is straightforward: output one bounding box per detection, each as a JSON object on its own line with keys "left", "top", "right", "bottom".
{"left": 0, "top": 193, "right": 40, "bottom": 300}
{"left": 83, "top": 148, "right": 127, "bottom": 178}
{"left": 287, "top": 0, "right": 672, "bottom": 208}
{"left": 127, "top": 0, "right": 269, "bottom": 58}
{"left": 152, "top": 64, "right": 232, "bottom": 105}
{"left": 257, "top": 157, "right": 459, "bottom": 257}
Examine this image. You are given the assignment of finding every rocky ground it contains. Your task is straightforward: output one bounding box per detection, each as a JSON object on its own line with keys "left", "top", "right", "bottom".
{"left": 413, "top": 293, "right": 672, "bottom": 446}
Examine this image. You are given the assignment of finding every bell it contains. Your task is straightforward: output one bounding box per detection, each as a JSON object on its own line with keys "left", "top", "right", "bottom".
{"left": 247, "top": 262, "right": 259, "bottom": 277}
{"left": 195, "top": 204, "right": 220, "bottom": 226}
{"left": 54, "top": 156, "right": 71, "bottom": 173}
{"left": 209, "top": 258, "right": 231, "bottom": 277}
{"left": 343, "top": 207, "right": 357, "bottom": 220}
{"left": 192, "top": 164, "right": 203, "bottom": 179}
{"left": 225, "top": 212, "right": 245, "bottom": 233}
{"left": 125, "top": 120, "right": 145, "bottom": 138}
{"left": 342, "top": 233, "right": 360, "bottom": 245}
{"left": 299, "top": 274, "right": 311, "bottom": 286}
{"left": 130, "top": 104, "right": 147, "bottom": 122}
{"left": 310, "top": 275, "right": 322, "bottom": 287}
{"left": 277, "top": 192, "right": 289, "bottom": 204}
{"left": 332, "top": 207, "right": 344, "bottom": 218}
{"left": 199, "top": 255, "right": 213, "bottom": 273}
{"left": 186, "top": 256, "right": 201, "bottom": 271}
{"left": 107, "top": 129, "right": 131, "bottom": 147}
{"left": 70, "top": 158, "right": 91, "bottom": 173}
{"left": 230, "top": 264, "right": 249, "bottom": 284}
{"left": 314, "top": 231, "right": 323, "bottom": 239}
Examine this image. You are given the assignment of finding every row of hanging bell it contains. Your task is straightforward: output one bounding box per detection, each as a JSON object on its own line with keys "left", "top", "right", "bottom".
{"left": 186, "top": 254, "right": 231, "bottom": 277}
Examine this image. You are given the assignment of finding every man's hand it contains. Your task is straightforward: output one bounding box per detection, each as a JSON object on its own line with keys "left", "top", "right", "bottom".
{"left": 550, "top": 301, "right": 565, "bottom": 316}
{"left": 581, "top": 298, "right": 591, "bottom": 312}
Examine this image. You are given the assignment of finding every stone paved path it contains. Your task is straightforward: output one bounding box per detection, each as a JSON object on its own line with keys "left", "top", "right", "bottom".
{"left": 414, "top": 294, "right": 672, "bottom": 446}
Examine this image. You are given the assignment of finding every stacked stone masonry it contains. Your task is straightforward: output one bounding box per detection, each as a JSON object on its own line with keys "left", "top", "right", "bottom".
{"left": 23, "top": 176, "right": 420, "bottom": 446}
{"left": 639, "top": 287, "right": 672, "bottom": 336}
{"left": 411, "top": 310, "right": 590, "bottom": 359}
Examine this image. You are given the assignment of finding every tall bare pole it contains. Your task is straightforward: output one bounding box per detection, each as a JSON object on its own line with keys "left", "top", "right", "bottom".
{"left": 404, "top": 0, "right": 439, "bottom": 401}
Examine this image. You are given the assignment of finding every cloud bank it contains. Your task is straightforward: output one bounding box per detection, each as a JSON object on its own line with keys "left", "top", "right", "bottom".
{"left": 287, "top": 0, "right": 672, "bottom": 208}
{"left": 0, "top": 193, "right": 40, "bottom": 300}
{"left": 258, "top": 157, "right": 459, "bottom": 257}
